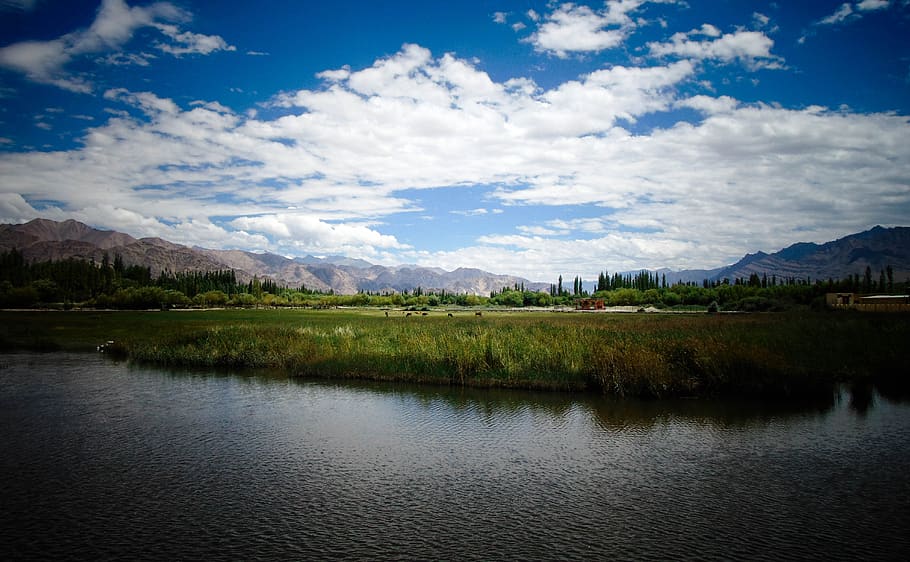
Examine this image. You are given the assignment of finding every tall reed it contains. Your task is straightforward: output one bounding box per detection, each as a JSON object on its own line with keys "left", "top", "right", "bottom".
{"left": 3, "top": 309, "right": 906, "bottom": 398}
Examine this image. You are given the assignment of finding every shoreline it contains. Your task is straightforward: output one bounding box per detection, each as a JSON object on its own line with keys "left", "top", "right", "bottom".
{"left": 4, "top": 308, "right": 907, "bottom": 399}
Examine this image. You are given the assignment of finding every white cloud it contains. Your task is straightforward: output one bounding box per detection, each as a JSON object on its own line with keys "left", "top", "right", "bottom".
{"left": 490, "top": 103, "right": 910, "bottom": 274}
{"left": 676, "top": 94, "right": 738, "bottom": 114}
{"left": 451, "top": 208, "right": 490, "bottom": 216}
{"left": 804, "top": 1, "right": 893, "bottom": 42}
{"left": 492, "top": 11, "right": 508, "bottom": 24}
{"left": 153, "top": 23, "right": 236, "bottom": 56}
{"left": 0, "top": 0, "right": 234, "bottom": 93}
{"left": 694, "top": 23, "right": 722, "bottom": 37}
{"left": 230, "top": 214, "right": 407, "bottom": 258}
{"left": 818, "top": 0, "right": 889, "bottom": 26}
{"left": 416, "top": 231, "right": 706, "bottom": 281}
{"left": 99, "top": 52, "right": 155, "bottom": 66}
{"left": 648, "top": 28, "right": 784, "bottom": 70}
{"left": 0, "top": 193, "right": 41, "bottom": 224}
{"left": 517, "top": 225, "right": 568, "bottom": 236}
{"left": 820, "top": 3, "right": 855, "bottom": 24}
{"left": 752, "top": 12, "right": 770, "bottom": 29}
{"left": 548, "top": 217, "right": 610, "bottom": 234}
{"left": 528, "top": 3, "right": 629, "bottom": 57}
{"left": 0, "top": 38, "right": 92, "bottom": 93}
{"left": 857, "top": 0, "right": 890, "bottom": 11}
{"left": 316, "top": 66, "right": 350, "bottom": 82}
{"left": 1, "top": 44, "right": 907, "bottom": 279}
{"left": 103, "top": 88, "right": 180, "bottom": 115}
{"left": 526, "top": 1, "right": 681, "bottom": 57}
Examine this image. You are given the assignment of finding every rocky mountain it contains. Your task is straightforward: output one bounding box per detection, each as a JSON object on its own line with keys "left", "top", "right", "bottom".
{"left": 659, "top": 226, "right": 910, "bottom": 284}
{"left": 0, "top": 218, "right": 548, "bottom": 295}
{"left": 2, "top": 219, "right": 907, "bottom": 293}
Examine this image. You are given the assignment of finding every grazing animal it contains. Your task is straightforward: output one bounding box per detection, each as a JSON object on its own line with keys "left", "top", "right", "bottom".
{"left": 406, "top": 312, "right": 412, "bottom": 317}
{"left": 447, "top": 313, "right": 453, "bottom": 317}
{"left": 475, "top": 311, "right": 483, "bottom": 317}
{"left": 385, "top": 311, "right": 389, "bottom": 317}
{"left": 422, "top": 312, "right": 428, "bottom": 316}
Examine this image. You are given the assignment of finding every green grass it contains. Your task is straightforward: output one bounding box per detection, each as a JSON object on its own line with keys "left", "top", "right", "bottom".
{"left": 2, "top": 309, "right": 908, "bottom": 398}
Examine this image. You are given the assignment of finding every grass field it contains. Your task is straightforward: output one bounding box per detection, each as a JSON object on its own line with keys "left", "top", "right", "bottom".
{"left": 2, "top": 308, "right": 908, "bottom": 398}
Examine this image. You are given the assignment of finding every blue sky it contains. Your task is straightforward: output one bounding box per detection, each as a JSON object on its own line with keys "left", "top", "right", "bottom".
{"left": 1, "top": 0, "right": 908, "bottom": 282}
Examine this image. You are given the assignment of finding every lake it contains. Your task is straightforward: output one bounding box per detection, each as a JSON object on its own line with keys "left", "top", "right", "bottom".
{"left": 2, "top": 352, "right": 908, "bottom": 560}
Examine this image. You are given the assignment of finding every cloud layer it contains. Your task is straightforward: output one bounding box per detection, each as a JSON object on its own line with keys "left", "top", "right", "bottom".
{"left": 1, "top": 1, "right": 908, "bottom": 282}
{"left": 0, "top": 0, "right": 234, "bottom": 92}
{"left": 3, "top": 37, "right": 909, "bottom": 279}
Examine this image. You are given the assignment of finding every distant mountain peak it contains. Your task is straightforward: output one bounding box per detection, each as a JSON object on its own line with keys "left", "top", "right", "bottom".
{"left": 661, "top": 226, "right": 910, "bottom": 285}
{"left": 13, "top": 218, "right": 138, "bottom": 249}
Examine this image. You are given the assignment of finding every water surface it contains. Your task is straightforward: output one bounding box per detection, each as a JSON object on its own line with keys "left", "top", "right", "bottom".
{"left": 2, "top": 353, "right": 908, "bottom": 560}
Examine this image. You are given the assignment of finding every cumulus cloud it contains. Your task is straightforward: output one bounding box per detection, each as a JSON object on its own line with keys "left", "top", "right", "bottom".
{"left": 527, "top": 3, "right": 630, "bottom": 57}
{"left": 648, "top": 27, "right": 784, "bottom": 69}
{"left": 0, "top": 193, "right": 42, "bottom": 223}
{"left": 230, "top": 214, "right": 407, "bottom": 257}
{"left": 0, "top": 0, "right": 234, "bottom": 93}
{"left": 675, "top": 94, "right": 739, "bottom": 115}
{"left": 525, "top": 1, "right": 684, "bottom": 57}
{"left": 1, "top": 44, "right": 907, "bottom": 278}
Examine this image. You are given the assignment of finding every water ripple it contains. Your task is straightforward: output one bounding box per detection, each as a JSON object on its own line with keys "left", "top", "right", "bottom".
{"left": 1, "top": 353, "right": 908, "bottom": 560}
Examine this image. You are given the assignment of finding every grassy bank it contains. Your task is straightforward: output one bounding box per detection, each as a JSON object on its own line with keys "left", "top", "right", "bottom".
{"left": 2, "top": 309, "right": 908, "bottom": 398}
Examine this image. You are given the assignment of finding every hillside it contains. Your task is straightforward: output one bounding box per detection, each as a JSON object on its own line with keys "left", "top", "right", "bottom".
{"left": 0, "top": 219, "right": 548, "bottom": 295}
{"left": 661, "top": 226, "right": 910, "bottom": 285}
{"left": 2, "top": 219, "right": 908, "bottom": 294}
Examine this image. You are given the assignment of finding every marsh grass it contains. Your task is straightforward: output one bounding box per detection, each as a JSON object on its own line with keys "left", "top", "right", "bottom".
{"left": 2, "top": 309, "right": 907, "bottom": 398}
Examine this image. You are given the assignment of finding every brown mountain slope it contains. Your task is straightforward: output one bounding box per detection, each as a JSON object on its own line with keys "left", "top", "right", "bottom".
{"left": 2, "top": 218, "right": 138, "bottom": 249}
{"left": 4, "top": 218, "right": 907, "bottom": 294}
{"left": 0, "top": 218, "right": 548, "bottom": 294}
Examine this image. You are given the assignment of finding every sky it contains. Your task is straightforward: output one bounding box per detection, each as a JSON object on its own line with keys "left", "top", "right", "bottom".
{"left": 1, "top": 0, "right": 909, "bottom": 283}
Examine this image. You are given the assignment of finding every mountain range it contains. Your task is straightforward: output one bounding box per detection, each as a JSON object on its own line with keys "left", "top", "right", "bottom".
{"left": 657, "top": 225, "right": 910, "bottom": 286}
{"left": 2, "top": 218, "right": 908, "bottom": 294}
{"left": 0, "top": 219, "right": 549, "bottom": 295}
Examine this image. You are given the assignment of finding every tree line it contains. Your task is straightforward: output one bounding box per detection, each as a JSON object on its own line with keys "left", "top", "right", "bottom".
{"left": 0, "top": 249, "right": 314, "bottom": 309}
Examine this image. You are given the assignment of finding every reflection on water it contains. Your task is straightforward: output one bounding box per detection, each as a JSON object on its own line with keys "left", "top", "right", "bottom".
{"left": 2, "top": 353, "right": 909, "bottom": 560}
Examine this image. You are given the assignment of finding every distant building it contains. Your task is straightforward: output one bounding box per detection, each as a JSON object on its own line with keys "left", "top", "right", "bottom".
{"left": 576, "top": 298, "right": 605, "bottom": 310}
{"left": 826, "top": 293, "right": 856, "bottom": 307}
{"left": 827, "top": 293, "right": 910, "bottom": 311}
